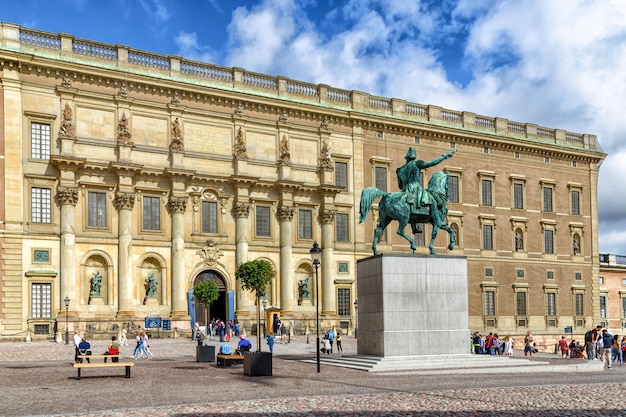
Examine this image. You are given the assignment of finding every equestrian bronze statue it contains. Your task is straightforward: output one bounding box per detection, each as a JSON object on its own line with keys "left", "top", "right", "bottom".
{"left": 359, "top": 147, "right": 456, "bottom": 255}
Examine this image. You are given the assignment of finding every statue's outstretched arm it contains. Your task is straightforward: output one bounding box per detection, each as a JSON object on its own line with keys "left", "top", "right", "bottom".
{"left": 422, "top": 149, "right": 456, "bottom": 169}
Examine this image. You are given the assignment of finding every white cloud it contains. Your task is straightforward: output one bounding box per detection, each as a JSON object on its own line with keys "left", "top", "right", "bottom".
{"left": 175, "top": 32, "right": 215, "bottom": 64}
{"left": 138, "top": 0, "right": 170, "bottom": 21}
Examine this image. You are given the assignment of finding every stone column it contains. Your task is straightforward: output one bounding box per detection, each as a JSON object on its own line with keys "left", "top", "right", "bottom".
{"left": 278, "top": 205, "right": 294, "bottom": 314}
{"left": 114, "top": 192, "right": 135, "bottom": 317}
{"left": 320, "top": 210, "right": 336, "bottom": 315}
{"left": 168, "top": 196, "right": 188, "bottom": 317}
{"left": 234, "top": 202, "right": 251, "bottom": 314}
{"left": 56, "top": 187, "right": 78, "bottom": 308}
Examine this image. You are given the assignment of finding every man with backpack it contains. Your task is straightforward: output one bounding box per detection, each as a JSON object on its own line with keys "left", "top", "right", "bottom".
{"left": 585, "top": 325, "right": 602, "bottom": 360}
{"left": 599, "top": 329, "right": 614, "bottom": 368}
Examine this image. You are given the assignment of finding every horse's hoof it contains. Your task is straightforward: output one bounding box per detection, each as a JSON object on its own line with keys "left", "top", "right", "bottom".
{"left": 448, "top": 244, "right": 454, "bottom": 250}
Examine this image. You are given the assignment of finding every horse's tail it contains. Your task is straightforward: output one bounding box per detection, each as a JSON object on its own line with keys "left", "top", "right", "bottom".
{"left": 359, "top": 187, "right": 385, "bottom": 223}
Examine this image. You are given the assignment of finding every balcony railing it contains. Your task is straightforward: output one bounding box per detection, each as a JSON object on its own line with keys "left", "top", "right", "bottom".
{"left": 0, "top": 22, "right": 599, "bottom": 151}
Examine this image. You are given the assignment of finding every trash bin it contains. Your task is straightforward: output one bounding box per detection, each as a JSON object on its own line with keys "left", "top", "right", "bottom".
{"left": 196, "top": 345, "right": 215, "bottom": 362}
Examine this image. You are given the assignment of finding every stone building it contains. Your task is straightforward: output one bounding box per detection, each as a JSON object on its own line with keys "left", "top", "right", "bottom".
{"left": 0, "top": 23, "right": 606, "bottom": 344}
{"left": 598, "top": 254, "right": 626, "bottom": 330}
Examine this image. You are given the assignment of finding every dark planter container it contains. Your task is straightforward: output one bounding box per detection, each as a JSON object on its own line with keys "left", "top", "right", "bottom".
{"left": 196, "top": 345, "right": 215, "bottom": 362}
{"left": 243, "top": 351, "right": 272, "bottom": 376}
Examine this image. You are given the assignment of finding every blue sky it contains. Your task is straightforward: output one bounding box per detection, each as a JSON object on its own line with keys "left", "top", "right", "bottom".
{"left": 4, "top": 0, "right": 626, "bottom": 255}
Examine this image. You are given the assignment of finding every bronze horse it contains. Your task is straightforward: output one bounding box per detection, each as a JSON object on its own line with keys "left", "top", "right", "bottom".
{"left": 359, "top": 171, "right": 455, "bottom": 255}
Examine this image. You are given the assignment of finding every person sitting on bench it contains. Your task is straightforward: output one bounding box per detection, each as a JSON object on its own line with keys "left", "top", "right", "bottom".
{"left": 104, "top": 336, "right": 120, "bottom": 363}
{"left": 235, "top": 335, "right": 252, "bottom": 355}
{"left": 78, "top": 337, "right": 91, "bottom": 363}
{"left": 219, "top": 342, "right": 233, "bottom": 355}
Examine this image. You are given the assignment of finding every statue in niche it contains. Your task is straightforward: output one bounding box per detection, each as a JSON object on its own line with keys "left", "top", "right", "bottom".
{"left": 169, "top": 117, "right": 184, "bottom": 151}
{"left": 318, "top": 140, "right": 333, "bottom": 170}
{"left": 146, "top": 273, "right": 158, "bottom": 298}
{"left": 515, "top": 230, "right": 523, "bottom": 251}
{"left": 233, "top": 127, "right": 248, "bottom": 159}
{"left": 298, "top": 278, "right": 310, "bottom": 300}
{"left": 90, "top": 271, "right": 102, "bottom": 297}
{"left": 279, "top": 135, "right": 291, "bottom": 163}
{"left": 59, "top": 103, "right": 75, "bottom": 137}
{"left": 117, "top": 112, "right": 132, "bottom": 143}
{"left": 573, "top": 234, "right": 581, "bottom": 255}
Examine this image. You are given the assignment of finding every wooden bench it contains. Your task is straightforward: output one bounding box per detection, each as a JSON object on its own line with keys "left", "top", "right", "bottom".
{"left": 73, "top": 361, "right": 134, "bottom": 380}
{"left": 76, "top": 354, "right": 120, "bottom": 363}
{"left": 216, "top": 354, "right": 244, "bottom": 367}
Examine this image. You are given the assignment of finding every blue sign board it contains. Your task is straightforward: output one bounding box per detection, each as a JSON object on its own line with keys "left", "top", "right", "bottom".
{"left": 144, "top": 317, "right": 162, "bottom": 329}
{"left": 162, "top": 319, "right": 171, "bottom": 330}
{"left": 564, "top": 326, "right": 573, "bottom": 334}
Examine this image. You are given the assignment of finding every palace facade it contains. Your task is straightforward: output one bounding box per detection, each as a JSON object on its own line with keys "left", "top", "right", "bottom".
{"left": 0, "top": 23, "right": 606, "bottom": 344}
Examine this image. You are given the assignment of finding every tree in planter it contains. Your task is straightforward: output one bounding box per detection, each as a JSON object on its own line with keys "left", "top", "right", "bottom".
{"left": 193, "top": 280, "right": 219, "bottom": 344}
{"left": 235, "top": 259, "right": 275, "bottom": 352}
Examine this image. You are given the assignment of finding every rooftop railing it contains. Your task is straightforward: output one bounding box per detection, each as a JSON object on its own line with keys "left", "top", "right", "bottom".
{"left": 1, "top": 23, "right": 599, "bottom": 151}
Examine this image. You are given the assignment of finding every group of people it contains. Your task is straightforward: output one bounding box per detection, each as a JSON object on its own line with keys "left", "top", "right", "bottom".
{"left": 471, "top": 332, "right": 515, "bottom": 356}
{"left": 72, "top": 327, "right": 133, "bottom": 362}
{"left": 320, "top": 329, "right": 342, "bottom": 354}
{"left": 219, "top": 335, "right": 252, "bottom": 355}
{"left": 575, "top": 325, "right": 626, "bottom": 367}
{"left": 194, "top": 319, "right": 241, "bottom": 344}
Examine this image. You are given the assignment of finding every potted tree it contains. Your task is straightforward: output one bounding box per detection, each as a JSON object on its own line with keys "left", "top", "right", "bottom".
{"left": 193, "top": 279, "right": 219, "bottom": 362}
{"left": 235, "top": 259, "right": 275, "bottom": 376}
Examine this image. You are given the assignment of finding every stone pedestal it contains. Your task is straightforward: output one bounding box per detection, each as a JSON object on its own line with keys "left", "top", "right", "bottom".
{"left": 144, "top": 297, "right": 159, "bottom": 306}
{"left": 89, "top": 296, "right": 104, "bottom": 306}
{"left": 356, "top": 254, "right": 469, "bottom": 357}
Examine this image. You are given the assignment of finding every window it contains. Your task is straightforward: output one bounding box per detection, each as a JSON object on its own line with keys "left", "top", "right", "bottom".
{"left": 622, "top": 278, "right": 626, "bottom": 286}
{"left": 482, "top": 225, "right": 493, "bottom": 250}
{"left": 448, "top": 175, "right": 459, "bottom": 203}
{"left": 335, "top": 213, "right": 349, "bottom": 242}
{"left": 143, "top": 196, "right": 161, "bottom": 230}
{"left": 622, "top": 297, "right": 626, "bottom": 318}
{"left": 546, "top": 293, "right": 556, "bottom": 316}
{"left": 202, "top": 201, "right": 217, "bottom": 234}
{"left": 517, "top": 269, "right": 525, "bottom": 278}
{"left": 571, "top": 190, "right": 580, "bottom": 215}
{"left": 484, "top": 291, "right": 495, "bottom": 316}
{"left": 516, "top": 292, "right": 527, "bottom": 316}
{"left": 31, "top": 122, "right": 51, "bottom": 159}
{"left": 337, "top": 288, "right": 351, "bottom": 316}
{"left": 547, "top": 271, "right": 554, "bottom": 280}
{"left": 599, "top": 276, "right": 605, "bottom": 285}
{"left": 575, "top": 272, "right": 582, "bottom": 281}
{"left": 375, "top": 167, "right": 387, "bottom": 192}
{"left": 414, "top": 224, "right": 425, "bottom": 246}
{"left": 299, "top": 209, "right": 312, "bottom": 240}
{"left": 335, "top": 162, "right": 348, "bottom": 190}
{"left": 483, "top": 147, "right": 489, "bottom": 154}
{"left": 544, "top": 229, "right": 554, "bottom": 254}
{"left": 87, "top": 191, "right": 107, "bottom": 228}
{"left": 513, "top": 183, "right": 524, "bottom": 209}
{"left": 31, "top": 283, "right": 51, "bottom": 318}
{"left": 600, "top": 295, "right": 608, "bottom": 318}
{"left": 31, "top": 187, "right": 51, "bottom": 223}
{"left": 543, "top": 186, "right": 553, "bottom": 212}
{"left": 255, "top": 206, "right": 271, "bottom": 237}
{"left": 575, "top": 293, "right": 584, "bottom": 316}
{"left": 481, "top": 179, "right": 493, "bottom": 206}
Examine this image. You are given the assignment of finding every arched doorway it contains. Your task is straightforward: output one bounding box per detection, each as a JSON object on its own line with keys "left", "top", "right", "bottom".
{"left": 192, "top": 270, "right": 228, "bottom": 326}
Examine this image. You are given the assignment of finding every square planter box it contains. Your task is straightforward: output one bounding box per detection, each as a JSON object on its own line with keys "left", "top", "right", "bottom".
{"left": 243, "top": 351, "right": 272, "bottom": 376}
{"left": 196, "top": 345, "right": 215, "bottom": 362}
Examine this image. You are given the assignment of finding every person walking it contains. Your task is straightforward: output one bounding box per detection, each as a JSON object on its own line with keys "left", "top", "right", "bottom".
{"left": 142, "top": 331, "right": 154, "bottom": 358}
{"left": 558, "top": 335, "right": 569, "bottom": 358}
{"left": 524, "top": 331, "right": 534, "bottom": 357}
{"left": 585, "top": 325, "right": 602, "bottom": 360}
{"left": 599, "top": 329, "right": 614, "bottom": 368}
{"left": 120, "top": 327, "right": 128, "bottom": 347}
{"left": 266, "top": 334, "right": 275, "bottom": 353}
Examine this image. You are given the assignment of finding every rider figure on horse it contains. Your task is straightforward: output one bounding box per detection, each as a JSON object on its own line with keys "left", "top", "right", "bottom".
{"left": 396, "top": 147, "right": 456, "bottom": 232}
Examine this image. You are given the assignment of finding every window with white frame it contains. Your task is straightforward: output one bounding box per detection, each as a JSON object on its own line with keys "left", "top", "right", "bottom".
{"left": 484, "top": 290, "right": 495, "bottom": 316}
{"left": 31, "top": 283, "right": 51, "bottom": 318}
{"left": 513, "top": 182, "right": 524, "bottom": 209}
{"left": 481, "top": 179, "right": 493, "bottom": 206}
{"left": 375, "top": 166, "right": 388, "bottom": 192}
{"left": 31, "top": 122, "right": 51, "bottom": 160}
{"left": 516, "top": 291, "right": 527, "bottom": 316}
{"left": 544, "top": 229, "right": 554, "bottom": 254}
{"left": 31, "top": 187, "right": 52, "bottom": 223}
{"left": 541, "top": 181, "right": 556, "bottom": 212}
{"left": 575, "top": 293, "right": 584, "bottom": 316}
{"left": 448, "top": 174, "right": 460, "bottom": 203}
{"left": 483, "top": 224, "right": 493, "bottom": 250}
{"left": 571, "top": 190, "right": 580, "bottom": 215}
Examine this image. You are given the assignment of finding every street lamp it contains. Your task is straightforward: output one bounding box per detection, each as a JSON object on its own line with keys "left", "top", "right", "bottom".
{"left": 64, "top": 296, "right": 70, "bottom": 345}
{"left": 262, "top": 297, "right": 268, "bottom": 338}
{"left": 309, "top": 242, "right": 322, "bottom": 373}
{"left": 354, "top": 299, "right": 358, "bottom": 338}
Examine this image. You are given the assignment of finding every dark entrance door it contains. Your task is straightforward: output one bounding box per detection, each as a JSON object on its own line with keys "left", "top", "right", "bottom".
{"left": 193, "top": 271, "right": 227, "bottom": 326}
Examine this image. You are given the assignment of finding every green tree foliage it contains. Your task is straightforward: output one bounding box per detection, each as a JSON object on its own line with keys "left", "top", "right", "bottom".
{"left": 236, "top": 259, "right": 275, "bottom": 351}
{"left": 193, "top": 280, "right": 219, "bottom": 340}
{"left": 235, "top": 259, "right": 275, "bottom": 299}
